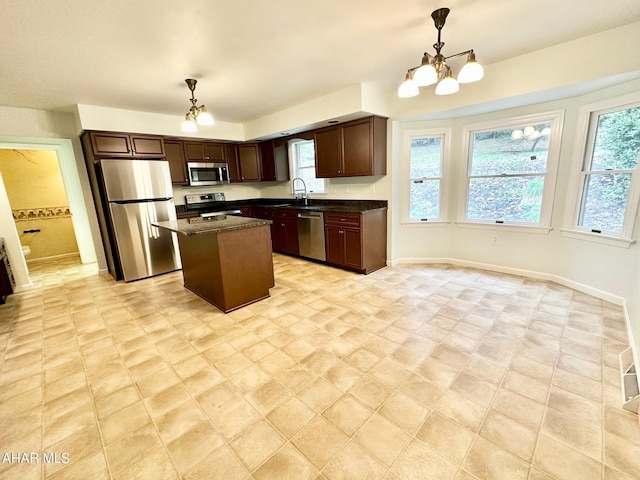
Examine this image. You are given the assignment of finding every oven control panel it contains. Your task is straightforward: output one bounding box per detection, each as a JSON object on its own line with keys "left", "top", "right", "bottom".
{"left": 185, "top": 192, "right": 225, "bottom": 205}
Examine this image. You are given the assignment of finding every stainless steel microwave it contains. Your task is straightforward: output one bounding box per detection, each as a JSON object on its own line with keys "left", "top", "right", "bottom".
{"left": 187, "top": 162, "right": 230, "bottom": 186}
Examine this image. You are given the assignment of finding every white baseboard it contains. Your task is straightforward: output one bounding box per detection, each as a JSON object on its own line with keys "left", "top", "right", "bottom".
{"left": 26, "top": 252, "right": 81, "bottom": 264}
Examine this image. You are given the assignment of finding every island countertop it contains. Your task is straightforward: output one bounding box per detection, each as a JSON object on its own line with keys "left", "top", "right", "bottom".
{"left": 154, "top": 216, "right": 272, "bottom": 236}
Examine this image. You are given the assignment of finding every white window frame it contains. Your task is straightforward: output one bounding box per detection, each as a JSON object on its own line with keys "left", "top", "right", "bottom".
{"left": 562, "top": 92, "right": 640, "bottom": 247}
{"left": 458, "top": 111, "right": 564, "bottom": 233}
{"left": 402, "top": 128, "right": 450, "bottom": 226}
{"left": 289, "top": 138, "right": 325, "bottom": 194}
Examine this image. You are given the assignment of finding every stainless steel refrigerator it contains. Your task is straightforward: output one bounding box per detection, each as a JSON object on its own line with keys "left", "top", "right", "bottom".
{"left": 101, "top": 159, "right": 181, "bottom": 282}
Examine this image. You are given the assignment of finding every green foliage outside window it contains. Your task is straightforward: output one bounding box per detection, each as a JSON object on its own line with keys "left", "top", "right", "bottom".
{"left": 409, "top": 136, "right": 442, "bottom": 220}
{"left": 467, "top": 124, "right": 551, "bottom": 223}
{"left": 578, "top": 106, "right": 640, "bottom": 233}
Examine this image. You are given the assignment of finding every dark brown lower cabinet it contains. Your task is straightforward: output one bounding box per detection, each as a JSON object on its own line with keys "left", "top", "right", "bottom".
{"left": 177, "top": 224, "right": 274, "bottom": 313}
{"left": 326, "top": 225, "right": 361, "bottom": 269}
{"left": 324, "top": 210, "right": 386, "bottom": 274}
{"left": 272, "top": 218, "right": 299, "bottom": 256}
{"left": 270, "top": 209, "right": 299, "bottom": 256}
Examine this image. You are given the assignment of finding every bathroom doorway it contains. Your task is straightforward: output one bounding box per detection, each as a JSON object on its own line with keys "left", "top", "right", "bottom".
{"left": 0, "top": 149, "right": 79, "bottom": 263}
{"left": 0, "top": 138, "right": 100, "bottom": 292}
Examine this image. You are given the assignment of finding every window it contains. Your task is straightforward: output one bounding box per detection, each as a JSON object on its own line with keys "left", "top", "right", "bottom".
{"left": 405, "top": 130, "right": 448, "bottom": 222}
{"left": 462, "top": 112, "right": 563, "bottom": 228}
{"left": 290, "top": 139, "right": 325, "bottom": 194}
{"left": 573, "top": 102, "right": 640, "bottom": 239}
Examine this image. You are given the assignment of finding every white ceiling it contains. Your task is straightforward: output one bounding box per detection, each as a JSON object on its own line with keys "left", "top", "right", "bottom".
{"left": 2, "top": 0, "right": 640, "bottom": 123}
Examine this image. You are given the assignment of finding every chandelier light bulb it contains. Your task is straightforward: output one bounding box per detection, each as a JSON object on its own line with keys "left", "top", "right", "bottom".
{"left": 541, "top": 127, "right": 551, "bottom": 136}
{"left": 397, "top": 72, "right": 419, "bottom": 98}
{"left": 457, "top": 52, "right": 484, "bottom": 84}
{"left": 196, "top": 108, "right": 214, "bottom": 126}
{"left": 181, "top": 115, "right": 197, "bottom": 133}
{"left": 435, "top": 70, "right": 459, "bottom": 95}
{"left": 511, "top": 130, "right": 524, "bottom": 140}
{"left": 529, "top": 130, "right": 542, "bottom": 140}
{"left": 523, "top": 126, "right": 535, "bottom": 137}
{"left": 413, "top": 56, "right": 438, "bottom": 87}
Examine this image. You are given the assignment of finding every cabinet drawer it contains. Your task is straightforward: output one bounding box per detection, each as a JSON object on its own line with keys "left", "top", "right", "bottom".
{"left": 252, "top": 207, "right": 272, "bottom": 220}
{"left": 325, "top": 213, "right": 361, "bottom": 228}
{"left": 271, "top": 208, "right": 297, "bottom": 219}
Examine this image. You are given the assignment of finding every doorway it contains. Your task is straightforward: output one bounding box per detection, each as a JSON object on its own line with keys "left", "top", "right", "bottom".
{"left": 0, "top": 138, "right": 100, "bottom": 291}
{"left": 0, "top": 149, "right": 79, "bottom": 262}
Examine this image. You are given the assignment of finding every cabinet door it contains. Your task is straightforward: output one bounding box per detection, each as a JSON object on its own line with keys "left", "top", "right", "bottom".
{"left": 183, "top": 142, "right": 205, "bottom": 162}
{"left": 203, "top": 143, "right": 225, "bottom": 162}
{"left": 164, "top": 141, "right": 188, "bottom": 185}
{"left": 259, "top": 141, "right": 277, "bottom": 181}
{"left": 325, "top": 225, "right": 345, "bottom": 265}
{"left": 314, "top": 127, "right": 341, "bottom": 177}
{"left": 282, "top": 218, "right": 299, "bottom": 255}
{"left": 272, "top": 219, "right": 299, "bottom": 255}
{"left": 225, "top": 144, "right": 241, "bottom": 182}
{"left": 343, "top": 228, "right": 363, "bottom": 269}
{"left": 274, "top": 140, "right": 290, "bottom": 181}
{"left": 238, "top": 145, "right": 261, "bottom": 181}
{"left": 90, "top": 132, "right": 132, "bottom": 157}
{"left": 130, "top": 135, "right": 165, "bottom": 157}
{"left": 341, "top": 120, "right": 372, "bottom": 176}
{"left": 272, "top": 220, "right": 285, "bottom": 253}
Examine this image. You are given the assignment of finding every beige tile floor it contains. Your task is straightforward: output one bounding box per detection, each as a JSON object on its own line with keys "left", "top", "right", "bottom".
{"left": 1, "top": 253, "right": 639, "bottom": 479}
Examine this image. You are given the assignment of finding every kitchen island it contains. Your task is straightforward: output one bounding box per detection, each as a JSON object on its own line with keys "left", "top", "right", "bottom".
{"left": 154, "top": 215, "right": 274, "bottom": 313}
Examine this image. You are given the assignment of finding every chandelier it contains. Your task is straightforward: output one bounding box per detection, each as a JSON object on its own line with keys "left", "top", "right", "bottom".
{"left": 398, "top": 7, "right": 484, "bottom": 98}
{"left": 181, "top": 78, "right": 214, "bottom": 132}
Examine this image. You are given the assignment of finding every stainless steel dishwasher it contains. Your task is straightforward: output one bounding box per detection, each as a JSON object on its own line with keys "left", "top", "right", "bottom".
{"left": 297, "top": 211, "right": 326, "bottom": 261}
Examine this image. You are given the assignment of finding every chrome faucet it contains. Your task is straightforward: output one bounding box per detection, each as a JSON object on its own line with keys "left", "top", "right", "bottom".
{"left": 292, "top": 177, "right": 308, "bottom": 206}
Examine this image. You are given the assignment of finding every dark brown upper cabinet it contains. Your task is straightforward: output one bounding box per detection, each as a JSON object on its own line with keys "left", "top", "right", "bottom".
{"left": 225, "top": 144, "right": 241, "bottom": 182}
{"left": 314, "top": 116, "right": 387, "bottom": 178}
{"left": 164, "top": 140, "right": 188, "bottom": 185}
{"left": 238, "top": 144, "right": 262, "bottom": 182}
{"left": 259, "top": 139, "right": 290, "bottom": 182}
{"left": 183, "top": 142, "right": 226, "bottom": 163}
{"left": 88, "top": 132, "right": 165, "bottom": 158}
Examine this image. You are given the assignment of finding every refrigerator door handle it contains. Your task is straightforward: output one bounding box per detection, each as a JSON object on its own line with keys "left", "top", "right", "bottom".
{"left": 111, "top": 197, "right": 173, "bottom": 204}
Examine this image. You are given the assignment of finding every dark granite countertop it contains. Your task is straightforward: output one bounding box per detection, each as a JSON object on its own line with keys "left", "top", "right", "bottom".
{"left": 176, "top": 198, "right": 387, "bottom": 217}
{"left": 153, "top": 216, "right": 272, "bottom": 236}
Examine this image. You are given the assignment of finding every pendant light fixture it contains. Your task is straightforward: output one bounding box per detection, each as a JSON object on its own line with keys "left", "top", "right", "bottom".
{"left": 398, "top": 7, "right": 484, "bottom": 98}
{"left": 181, "top": 78, "right": 214, "bottom": 132}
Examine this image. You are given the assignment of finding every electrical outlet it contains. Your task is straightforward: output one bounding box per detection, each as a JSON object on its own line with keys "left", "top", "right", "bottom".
{"left": 492, "top": 235, "right": 500, "bottom": 245}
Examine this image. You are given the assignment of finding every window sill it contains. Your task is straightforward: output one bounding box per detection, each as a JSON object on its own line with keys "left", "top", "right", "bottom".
{"left": 560, "top": 229, "right": 635, "bottom": 248}
{"left": 401, "top": 220, "right": 448, "bottom": 228}
{"left": 454, "top": 221, "right": 552, "bottom": 235}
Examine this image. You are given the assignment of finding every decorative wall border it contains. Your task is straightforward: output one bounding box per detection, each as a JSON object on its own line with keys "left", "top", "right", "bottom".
{"left": 13, "top": 206, "right": 71, "bottom": 221}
